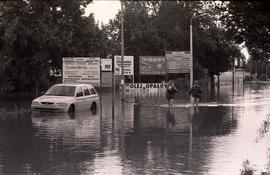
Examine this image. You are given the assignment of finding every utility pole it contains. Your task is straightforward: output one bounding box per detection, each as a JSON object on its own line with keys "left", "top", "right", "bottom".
{"left": 232, "top": 57, "right": 235, "bottom": 93}
{"left": 190, "top": 18, "right": 193, "bottom": 103}
{"left": 120, "top": 1, "right": 125, "bottom": 101}
{"left": 266, "top": 63, "right": 268, "bottom": 81}
{"left": 190, "top": 13, "right": 207, "bottom": 103}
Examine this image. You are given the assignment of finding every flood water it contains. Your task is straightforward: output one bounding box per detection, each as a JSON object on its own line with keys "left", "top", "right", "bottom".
{"left": 0, "top": 83, "right": 269, "bottom": 175}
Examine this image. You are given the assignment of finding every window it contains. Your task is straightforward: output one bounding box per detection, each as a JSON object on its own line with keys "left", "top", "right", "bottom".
{"left": 83, "top": 86, "right": 91, "bottom": 96}
{"left": 90, "top": 87, "right": 97, "bottom": 95}
{"left": 76, "top": 87, "right": 84, "bottom": 97}
{"left": 45, "top": 85, "right": 76, "bottom": 97}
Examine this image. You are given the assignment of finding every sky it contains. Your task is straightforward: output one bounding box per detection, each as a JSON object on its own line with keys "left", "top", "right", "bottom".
{"left": 85, "top": 0, "right": 121, "bottom": 25}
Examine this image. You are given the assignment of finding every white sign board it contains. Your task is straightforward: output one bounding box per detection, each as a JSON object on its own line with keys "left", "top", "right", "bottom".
{"left": 62, "top": 57, "right": 100, "bottom": 87}
{"left": 166, "top": 51, "right": 190, "bottom": 73}
{"left": 114, "top": 55, "right": 134, "bottom": 75}
{"left": 124, "top": 83, "right": 168, "bottom": 97}
{"left": 101, "top": 58, "right": 112, "bottom": 71}
{"left": 125, "top": 83, "right": 168, "bottom": 89}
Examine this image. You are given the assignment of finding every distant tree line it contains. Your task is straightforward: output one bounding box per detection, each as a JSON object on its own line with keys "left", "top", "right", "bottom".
{"left": 1, "top": 1, "right": 267, "bottom": 95}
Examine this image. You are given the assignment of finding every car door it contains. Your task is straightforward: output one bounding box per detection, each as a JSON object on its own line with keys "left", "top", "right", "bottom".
{"left": 75, "top": 86, "right": 85, "bottom": 111}
{"left": 82, "top": 85, "right": 92, "bottom": 110}
{"left": 89, "top": 86, "right": 98, "bottom": 99}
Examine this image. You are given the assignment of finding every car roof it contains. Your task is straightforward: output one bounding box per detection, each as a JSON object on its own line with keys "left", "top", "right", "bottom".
{"left": 53, "top": 83, "right": 94, "bottom": 87}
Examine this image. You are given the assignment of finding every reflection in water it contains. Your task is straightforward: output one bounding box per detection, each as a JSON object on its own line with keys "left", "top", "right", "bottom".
{"left": 0, "top": 84, "right": 270, "bottom": 174}
{"left": 0, "top": 110, "right": 32, "bottom": 129}
{"left": 0, "top": 106, "right": 101, "bottom": 174}
{"left": 166, "top": 109, "right": 176, "bottom": 131}
{"left": 191, "top": 106, "right": 237, "bottom": 136}
{"left": 123, "top": 102, "right": 234, "bottom": 174}
{"left": 0, "top": 109, "right": 33, "bottom": 175}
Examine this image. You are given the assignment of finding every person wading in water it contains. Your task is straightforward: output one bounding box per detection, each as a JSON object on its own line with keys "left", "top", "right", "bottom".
{"left": 166, "top": 80, "right": 178, "bottom": 110}
{"left": 188, "top": 80, "right": 203, "bottom": 106}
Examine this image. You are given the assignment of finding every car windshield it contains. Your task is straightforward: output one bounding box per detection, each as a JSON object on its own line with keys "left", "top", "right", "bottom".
{"left": 45, "top": 85, "right": 76, "bottom": 97}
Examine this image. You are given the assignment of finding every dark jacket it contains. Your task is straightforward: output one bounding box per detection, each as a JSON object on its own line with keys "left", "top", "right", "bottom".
{"left": 189, "top": 85, "right": 202, "bottom": 98}
{"left": 166, "top": 85, "right": 178, "bottom": 100}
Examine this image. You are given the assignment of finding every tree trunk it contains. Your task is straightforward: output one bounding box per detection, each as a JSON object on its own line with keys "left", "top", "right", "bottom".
{"left": 209, "top": 74, "right": 216, "bottom": 101}
{"left": 210, "top": 83, "right": 216, "bottom": 101}
{"left": 210, "top": 74, "right": 215, "bottom": 90}
{"left": 217, "top": 75, "right": 220, "bottom": 100}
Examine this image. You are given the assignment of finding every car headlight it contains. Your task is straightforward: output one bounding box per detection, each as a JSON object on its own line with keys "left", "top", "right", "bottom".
{"left": 32, "top": 101, "right": 39, "bottom": 105}
{"left": 56, "top": 103, "right": 68, "bottom": 106}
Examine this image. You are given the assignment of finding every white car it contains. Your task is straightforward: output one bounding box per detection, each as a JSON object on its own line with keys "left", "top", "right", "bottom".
{"left": 31, "top": 83, "right": 99, "bottom": 113}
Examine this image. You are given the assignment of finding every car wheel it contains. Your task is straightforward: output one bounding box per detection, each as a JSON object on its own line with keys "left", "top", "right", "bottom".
{"left": 68, "top": 104, "right": 75, "bottom": 113}
{"left": 90, "top": 102, "right": 97, "bottom": 114}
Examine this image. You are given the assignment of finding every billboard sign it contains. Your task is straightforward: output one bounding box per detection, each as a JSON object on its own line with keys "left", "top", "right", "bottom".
{"left": 114, "top": 55, "right": 134, "bottom": 75}
{"left": 166, "top": 51, "right": 190, "bottom": 73}
{"left": 101, "top": 58, "right": 112, "bottom": 72}
{"left": 62, "top": 57, "right": 100, "bottom": 87}
{"left": 139, "top": 56, "right": 166, "bottom": 75}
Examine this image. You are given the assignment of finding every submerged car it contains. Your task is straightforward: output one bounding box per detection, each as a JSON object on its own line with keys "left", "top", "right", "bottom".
{"left": 31, "top": 83, "right": 98, "bottom": 113}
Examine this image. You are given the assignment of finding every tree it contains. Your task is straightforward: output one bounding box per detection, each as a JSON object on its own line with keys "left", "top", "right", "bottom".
{"left": 194, "top": 21, "right": 242, "bottom": 88}
{"left": 220, "top": 1, "right": 270, "bottom": 62}
{"left": 0, "top": 0, "right": 109, "bottom": 95}
{"left": 105, "top": 1, "right": 242, "bottom": 88}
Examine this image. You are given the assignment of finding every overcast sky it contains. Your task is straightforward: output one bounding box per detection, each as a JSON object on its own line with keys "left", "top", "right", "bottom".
{"left": 85, "top": 0, "right": 121, "bottom": 25}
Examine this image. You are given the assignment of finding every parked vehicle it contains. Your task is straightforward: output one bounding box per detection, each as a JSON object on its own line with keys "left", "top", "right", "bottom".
{"left": 31, "top": 83, "right": 98, "bottom": 113}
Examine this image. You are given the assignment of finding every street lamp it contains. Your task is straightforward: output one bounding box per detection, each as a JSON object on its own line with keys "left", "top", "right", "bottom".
{"left": 190, "top": 13, "right": 207, "bottom": 103}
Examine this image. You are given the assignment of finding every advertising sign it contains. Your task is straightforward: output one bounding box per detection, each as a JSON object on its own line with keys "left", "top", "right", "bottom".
{"left": 139, "top": 56, "right": 166, "bottom": 75}
{"left": 114, "top": 55, "right": 134, "bottom": 75}
{"left": 125, "top": 83, "right": 168, "bottom": 89}
{"left": 124, "top": 83, "right": 168, "bottom": 97}
{"left": 62, "top": 57, "right": 100, "bottom": 87}
{"left": 166, "top": 51, "right": 190, "bottom": 73}
{"left": 101, "top": 58, "right": 112, "bottom": 71}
